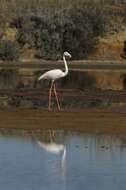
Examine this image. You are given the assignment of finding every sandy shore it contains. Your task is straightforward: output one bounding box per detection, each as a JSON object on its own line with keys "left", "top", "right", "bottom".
{"left": 0, "top": 108, "right": 126, "bottom": 134}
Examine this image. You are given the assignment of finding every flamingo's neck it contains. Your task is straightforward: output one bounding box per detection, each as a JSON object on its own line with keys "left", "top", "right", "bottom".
{"left": 63, "top": 55, "right": 68, "bottom": 77}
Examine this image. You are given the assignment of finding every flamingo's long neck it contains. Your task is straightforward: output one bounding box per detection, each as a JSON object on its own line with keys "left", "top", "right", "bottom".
{"left": 63, "top": 55, "right": 68, "bottom": 77}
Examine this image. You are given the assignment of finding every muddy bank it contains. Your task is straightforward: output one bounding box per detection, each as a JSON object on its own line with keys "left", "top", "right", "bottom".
{"left": 0, "top": 108, "right": 126, "bottom": 134}
{"left": 1, "top": 88, "right": 126, "bottom": 109}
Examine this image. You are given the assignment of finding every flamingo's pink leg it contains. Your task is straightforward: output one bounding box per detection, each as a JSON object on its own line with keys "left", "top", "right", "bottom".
{"left": 53, "top": 83, "right": 61, "bottom": 111}
{"left": 48, "top": 81, "right": 54, "bottom": 111}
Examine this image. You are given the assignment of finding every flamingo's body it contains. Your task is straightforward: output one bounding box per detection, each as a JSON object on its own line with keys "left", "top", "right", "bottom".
{"left": 39, "top": 69, "right": 65, "bottom": 81}
{"left": 38, "top": 52, "right": 72, "bottom": 111}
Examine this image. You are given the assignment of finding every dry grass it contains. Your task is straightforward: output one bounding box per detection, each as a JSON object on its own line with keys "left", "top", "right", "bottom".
{"left": 88, "top": 28, "right": 126, "bottom": 60}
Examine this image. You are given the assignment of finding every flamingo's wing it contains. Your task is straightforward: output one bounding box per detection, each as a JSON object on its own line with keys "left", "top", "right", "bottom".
{"left": 38, "top": 69, "right": 64, "bottom": 80}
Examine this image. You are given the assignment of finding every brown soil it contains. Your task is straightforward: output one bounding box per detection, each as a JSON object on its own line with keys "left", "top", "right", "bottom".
{"left": 1, "top": 108, "right": 126, "bottom": 135}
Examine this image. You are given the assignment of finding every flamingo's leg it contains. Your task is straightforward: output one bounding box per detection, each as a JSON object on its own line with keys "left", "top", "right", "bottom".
{"left": 48, "top": 81, "right": 54, "bottom": 111}
{"left": 53, "top": 83, "right": 61, "bottom": 111}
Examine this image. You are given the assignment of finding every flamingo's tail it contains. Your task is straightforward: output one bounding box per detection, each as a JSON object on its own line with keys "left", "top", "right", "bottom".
{"left": 38, "top": 73, "right": 45, "bottom": 81}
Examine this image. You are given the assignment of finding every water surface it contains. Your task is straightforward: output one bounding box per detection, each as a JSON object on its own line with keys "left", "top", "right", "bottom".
{"left": 0, "top": 130, "right": 126, "bottom": 190}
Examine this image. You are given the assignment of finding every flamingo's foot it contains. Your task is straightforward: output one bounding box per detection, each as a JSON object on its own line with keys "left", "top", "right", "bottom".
{"left": 48, "top": 105, "right": 62, "bottom": 112}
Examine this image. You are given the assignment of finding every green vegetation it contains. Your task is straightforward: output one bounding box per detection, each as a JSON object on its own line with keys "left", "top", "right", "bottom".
{"left": 0, "top": 40, "right": 19, "bottom": 61}
{"left": 0, "top": 0, "right": 126, "bottom": 60}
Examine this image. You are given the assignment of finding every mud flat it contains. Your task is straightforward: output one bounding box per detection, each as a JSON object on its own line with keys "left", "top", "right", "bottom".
{"left": 0, "top": 108, "right": 126, "bottom": 134}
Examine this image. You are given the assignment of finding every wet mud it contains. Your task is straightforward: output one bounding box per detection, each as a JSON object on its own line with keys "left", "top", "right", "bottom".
{"left": 0, "top": 108, "right": 126, "bottom": 134}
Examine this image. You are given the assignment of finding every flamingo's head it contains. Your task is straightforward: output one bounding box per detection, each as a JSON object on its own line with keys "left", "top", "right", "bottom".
{"left": 64, "top": 51, "right": 72, "bottom": 58}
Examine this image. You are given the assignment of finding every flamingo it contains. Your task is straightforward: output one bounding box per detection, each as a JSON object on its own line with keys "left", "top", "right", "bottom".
{"left": 38, "top": 51, "right": 72, "bottom": 111}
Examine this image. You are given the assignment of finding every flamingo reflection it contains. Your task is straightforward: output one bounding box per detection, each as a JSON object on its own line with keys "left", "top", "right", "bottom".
{"left": 36, "top": 131, "right": 66, "bottom": 176}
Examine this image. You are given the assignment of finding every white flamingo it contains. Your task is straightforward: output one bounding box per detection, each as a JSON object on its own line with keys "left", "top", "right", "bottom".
{"left": 38, "top": 52, "right": 72, "bottom": 111}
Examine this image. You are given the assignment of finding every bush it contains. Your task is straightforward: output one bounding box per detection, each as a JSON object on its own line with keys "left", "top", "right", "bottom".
{"left": 14, "top": 15, "right": 36, "bottom": 47}
{"left": 13, "top": 3, "right": 106, "bottom": 60}
{"left": 0, "top": 40, "right": 19, "bottom": 61}
{"left": 38, "top": 6, "right": 105, "bottom": 60}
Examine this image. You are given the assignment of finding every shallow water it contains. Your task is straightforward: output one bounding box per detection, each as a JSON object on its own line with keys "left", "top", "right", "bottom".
{"left": 0, "top": 130, "right": 126, "bottom": 190}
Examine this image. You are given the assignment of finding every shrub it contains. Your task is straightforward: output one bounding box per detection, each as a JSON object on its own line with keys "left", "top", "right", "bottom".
{"left": 14, "top": 15, "right": 36, "bottom": 47}
{"left": 36, "top": 6, "right": 106, "bottom": 60}
{"left": 13, "top": 3, "right": 106, "bottom": 60}
{"left": 0, "top": 40, "right": 19, "bottom": 61}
